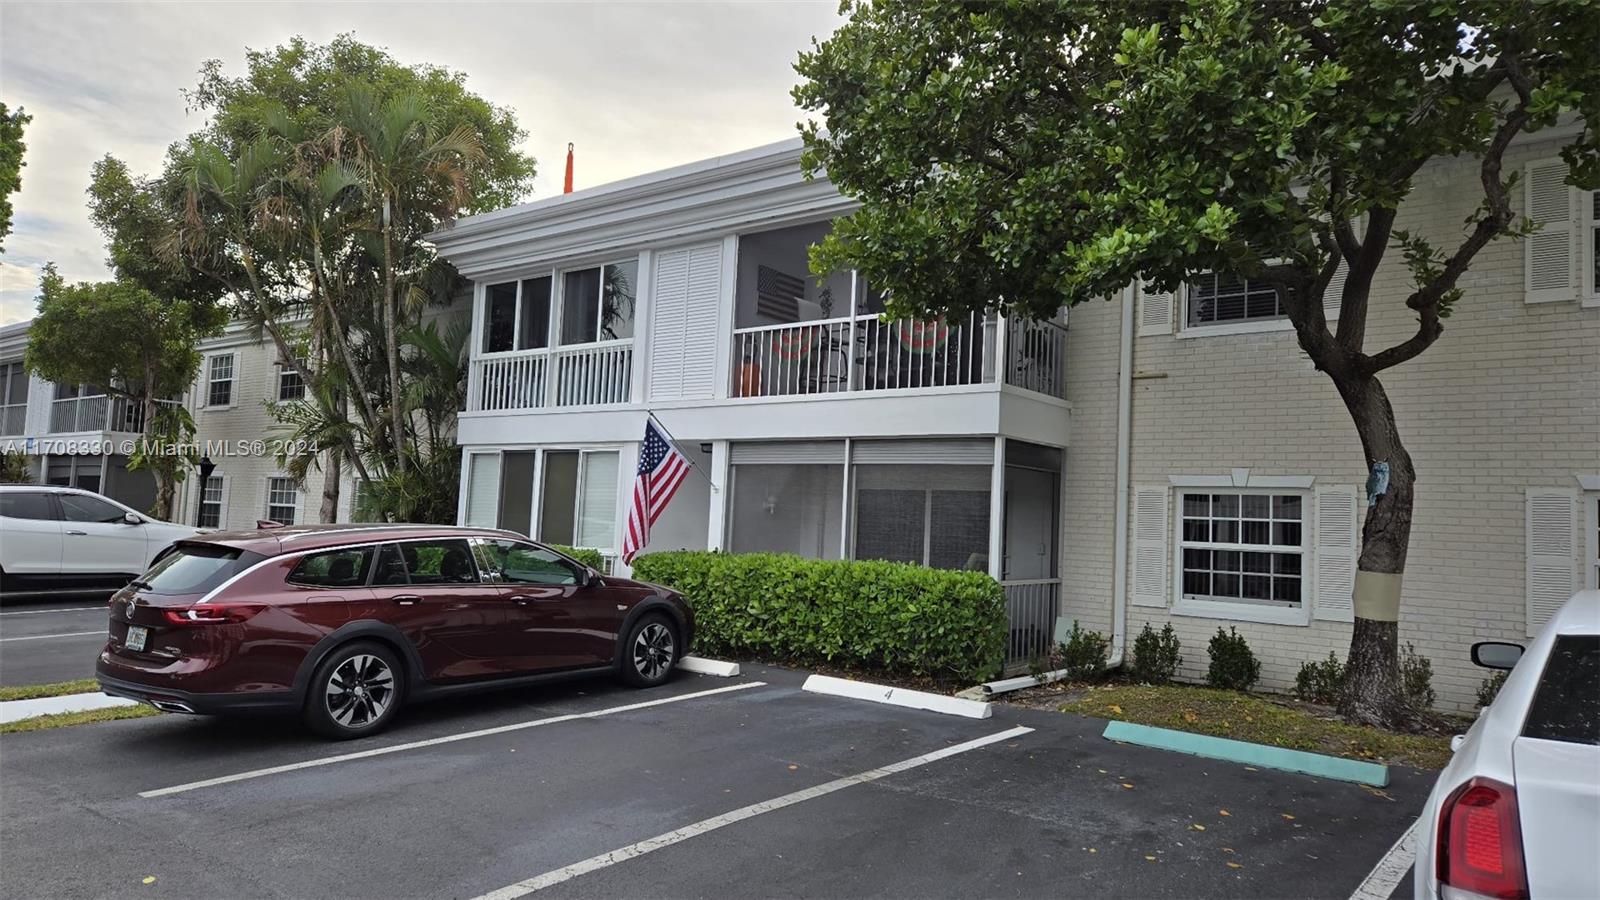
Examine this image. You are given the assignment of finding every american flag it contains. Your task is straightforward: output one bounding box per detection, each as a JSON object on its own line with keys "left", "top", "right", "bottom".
{"left": 622, "top": 418, "right": 690, "bottom": 562}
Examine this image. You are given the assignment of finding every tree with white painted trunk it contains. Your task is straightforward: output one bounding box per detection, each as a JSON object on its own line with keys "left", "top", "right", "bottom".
{"left": 795, "top": 0, "right": 1598, "bottom": 726}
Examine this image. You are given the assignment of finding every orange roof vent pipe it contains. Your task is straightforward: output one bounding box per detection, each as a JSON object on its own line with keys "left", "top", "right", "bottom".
{"left": 563, "top": 143, "right": 575, "bottom": 194}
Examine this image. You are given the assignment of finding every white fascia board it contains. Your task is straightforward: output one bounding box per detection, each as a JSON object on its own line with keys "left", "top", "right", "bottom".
{"left": 1168, "top": 473, "right": 1315, "bottom": 489}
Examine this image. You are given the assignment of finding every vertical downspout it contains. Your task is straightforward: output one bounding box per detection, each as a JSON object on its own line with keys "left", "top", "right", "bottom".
{"left": 1108, "top": 285, "right": 1135, "bottom": 667}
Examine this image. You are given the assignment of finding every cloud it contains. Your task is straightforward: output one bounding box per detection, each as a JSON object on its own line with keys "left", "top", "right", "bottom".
{"left": 0, "top": 0, "right": 844, "bottom": 323}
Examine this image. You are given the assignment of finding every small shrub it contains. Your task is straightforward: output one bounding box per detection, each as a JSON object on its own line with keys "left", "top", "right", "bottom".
{"left": 1476, "top": 671, "right": 1508, "bottom": 708}
{"left": 0, "top": 449, "right": 33, "bottom": 484}
{"left": 552, "top": 545, "right": 606, "bottom": 570}
{"left": 1399, "top": 642, "right": 1436, "bottom": 711}
{"left": 1131, "top": 622, "right": 1182, "bottom": 684}
{"left": 630, "top": 550, "right": 1007, "bottom": 682}
{"left": 1206, "top": 627, "right": 1261, "bottom": 692}
{"left": 1294, "top": 652, "right": 1346, "bottom": 705}
{"left": 1057, "top": 620, "right": 1110, "bottom": 681}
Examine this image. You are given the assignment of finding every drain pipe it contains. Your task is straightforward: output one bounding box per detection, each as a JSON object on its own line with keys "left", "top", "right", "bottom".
{"left": 963, "top": 287, "right": 1137, "bottom": 699}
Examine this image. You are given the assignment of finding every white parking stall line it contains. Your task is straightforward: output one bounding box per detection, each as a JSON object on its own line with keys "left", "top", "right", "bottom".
{"left": 1349, "top": 818, "right": 1419, "bottom": 900}
{"left": 0, "top": 607, "right": 107, "bottom": 617}
{"left": 472, "top": 725, "right": 1035, "bottom": 900}
{"left": 139, "top": 681, "right": 767, "bottom": 799}
{"left": 0, "top": 630, "right": 106, "bottom": 642}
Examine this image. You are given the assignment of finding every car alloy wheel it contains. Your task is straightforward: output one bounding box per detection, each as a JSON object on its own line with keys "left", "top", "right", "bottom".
{"left": 324, "top": 653, "right": 396, "bottom": 728}
{"left": 632, "top": 622, "right": 675, "bottom": 681}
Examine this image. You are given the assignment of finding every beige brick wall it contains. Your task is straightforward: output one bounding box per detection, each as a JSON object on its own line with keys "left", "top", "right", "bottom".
{"left": 1061, "top": 136, "right": 1600, "bottom": 711}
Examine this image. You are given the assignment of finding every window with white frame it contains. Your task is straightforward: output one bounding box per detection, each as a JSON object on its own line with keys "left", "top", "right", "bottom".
{"left": 276, "top": 363, "right": 305, "bottom": 401}
{"left": 206, "top": 354, "right": 235, "bottom": 407}
{"left": 537, "top": 450, "right": 619, "bottom": 548}
{"left": 266, "top": 476, "right": 298, "bottom": 525}
{"left": 1178, "top": 491, "right": 1306, "bottom": 608}
{"left": 197, "top": 475, "right": 224, "bottom": 528}
{"left": 0, "top": 361, "right": 28, "bottom": 435}
{"left": 481, "top": 262, "right": 634, "bottom": 354}
{"left": 1587, "top": 189, "right": 1599, "bottom": 306}
{"left": 1185, "top": 269, "right": 1289, "bottom": 328}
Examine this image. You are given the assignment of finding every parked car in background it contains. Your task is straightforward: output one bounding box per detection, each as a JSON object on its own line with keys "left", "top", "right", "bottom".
{"left": 0, "top": 485, "right": 199, "bottom": 595}
{"left": 1414, "top": 590, "right": 1600, "bottom": 900}
{"left": 96, "top": 524, "right": 694, "bottom": 739}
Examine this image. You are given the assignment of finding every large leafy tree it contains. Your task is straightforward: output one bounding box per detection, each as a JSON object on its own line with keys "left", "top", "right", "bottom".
{"left": 796, "top": 0, "right": 1598, "bottom": 725}
{"left": 111, "top": 35, "right": 534, "bottom": 522}
{"left": 25, "top": 266, "right": 227, "bottom": 517}
{"left": 0, "top": 103, "right": 30, "bottom": 251}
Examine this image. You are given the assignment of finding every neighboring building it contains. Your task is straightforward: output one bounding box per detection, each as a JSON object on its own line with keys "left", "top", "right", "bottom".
{"left": 0, "top": 320, "right": 164, "bottom": 512}
{"left": 431, "top": 132, "right": 1598, "bottom": 709}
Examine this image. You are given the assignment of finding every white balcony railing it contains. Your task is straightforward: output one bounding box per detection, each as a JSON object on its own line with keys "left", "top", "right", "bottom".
{"left": 732, "top": 312, "right": 997, "bottom": 399}
{"left": 469, "top": 340, "right": 633, "bottom": 412}
{"left": 47, "top": 395, "right": 182, "bottom": 434}
{"left": 1002, "top": 578, "right": 1061, "bottom": 670}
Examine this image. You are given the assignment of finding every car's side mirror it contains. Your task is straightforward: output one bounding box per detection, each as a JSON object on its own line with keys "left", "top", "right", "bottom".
{"left": 1471, "top": 641, "right": 1523, "bottom": 670}
{"left": 122, "top": 512, "right": 143, "bottom": 525}
{"left": 584, "top": 568, "right": 604, "bottom": 589}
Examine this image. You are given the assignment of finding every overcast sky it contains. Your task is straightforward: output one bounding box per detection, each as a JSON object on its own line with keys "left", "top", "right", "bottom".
{"left": 0, "top": 0, "right": 845, "bottom": 325}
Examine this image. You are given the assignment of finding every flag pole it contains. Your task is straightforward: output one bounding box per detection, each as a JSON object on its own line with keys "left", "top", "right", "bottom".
{"left": 646, "top": 411, "right": 718, "bottom": 492}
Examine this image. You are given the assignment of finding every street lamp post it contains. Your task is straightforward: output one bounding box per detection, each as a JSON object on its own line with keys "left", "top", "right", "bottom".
{"left": 195, "top": 455, "right": 216, "bottom": 527}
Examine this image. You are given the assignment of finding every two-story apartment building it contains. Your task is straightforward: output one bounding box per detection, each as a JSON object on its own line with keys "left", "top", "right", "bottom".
{"left": 431, "top": 132, "right": 1598, "bottom": 709}
{"left": 430, "top": 140, "right": 1075, "bottom": 667}
{"left": 0, "top": 320, "right": 165, "bottom": 511}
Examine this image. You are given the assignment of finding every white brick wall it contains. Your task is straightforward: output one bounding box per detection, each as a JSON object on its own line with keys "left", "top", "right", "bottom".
{"left": 1062, "top": 137, "right": 1600, "bottom": 711}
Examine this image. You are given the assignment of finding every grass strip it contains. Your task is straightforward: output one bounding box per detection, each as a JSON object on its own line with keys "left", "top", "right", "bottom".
{"left": 0, "top": 704, "right": 159, "bottom": 734}
{"left": 0, "top": 678, "right": 101, "bottom": 702}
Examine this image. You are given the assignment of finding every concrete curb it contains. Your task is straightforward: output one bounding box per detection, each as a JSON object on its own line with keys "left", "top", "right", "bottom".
{"left": 0, "top": 692, "right": 140, "bottom": 724}
{"left": 676, "top": 656, "right": 741, "bottom": 677}
{"left": 801, "top": 674, "right": 992, "bottom": 719}
{"left": 1102, "top": 720, "right": 1390, "bottom": 786}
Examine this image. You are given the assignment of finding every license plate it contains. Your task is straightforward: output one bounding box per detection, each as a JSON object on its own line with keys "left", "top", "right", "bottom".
{"left": 125, "top": 625, "right": 148, "bottom": 652}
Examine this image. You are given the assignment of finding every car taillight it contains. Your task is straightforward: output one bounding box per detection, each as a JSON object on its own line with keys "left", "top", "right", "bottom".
{"left": 162, "top": 604, "right": 262, "bottom": 626}
{"left": 1437, "top": 776, "right": 1528, "bottom": 900}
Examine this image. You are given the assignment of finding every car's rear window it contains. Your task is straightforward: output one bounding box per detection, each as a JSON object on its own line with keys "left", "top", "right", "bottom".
{"left": 288, "top": 546, "right": 375, "bottom": 588}
{"left": 1522, "top": 634, "right": 1600, "bottom": 746}
{"left": 138, "top": 544, "right": 257, "bottom": 595}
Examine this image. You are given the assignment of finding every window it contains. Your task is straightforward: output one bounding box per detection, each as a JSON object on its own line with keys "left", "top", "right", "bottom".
{"left": 1587, "top": 189, "right": 1599, "bottom": 306}
{"left": 537, "top": 450, "right": 619, "bottom": 548}
{"left": 1186, "top": 271, "right": 1287, "bottom": 328}
{"left": 289, "top": 546, "right": 375, "bottom": 587}
{"left": 198, "top": 475, "right": 224, "bottom": 529}
{"left": 1523, "top": 635, "right": 1599, "bottom": 746}
{"left": 206, "top": 354, "right": 235, "bottom": 407}
{"left": 852, "top": 465, "right": 991, "bottom": 571}
{"left": 481, "top": 274, "right": 561, "bottom": 353}
{"left": 141, "top": 545, "right": 248, "bottom": 595}
{"left": 373, "top": 539, "right": 477, "bottom": 586}
{"left": 481, "top": 539, "right": 580, "bottom": 586}
{"left": 484, "top": 281, "right": 517, "bottom": 353}
{"left": 0, "top": 361, "right": 27, "bottom": 435}
{"left": 0, "top": 491, "right": 55, "bottom": 520}
{"left": 560, "top": 261, "right": 637, "bottom": 345}
{"left": 729, "top": 462, "right": 846, "bottom": 560}
{"left": 266, "top": 477, "right": 298, "bottom": 525}
{"left": 1178, "top": 492, "right": 1306, "bottom": 611}
{"left": 59, "top": 493, "right": 128, "bottom": 523}
{"left": 520, "top": 276, "right": 553, "bottom": 350}
{"left": 277, "top": 364, "right": 305, "bottom": 401}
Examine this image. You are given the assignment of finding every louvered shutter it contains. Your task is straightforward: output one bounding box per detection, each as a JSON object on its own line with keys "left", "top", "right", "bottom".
{"left": 1137, "top": 280, "right": 1174, "bottom": 337}
{"left": 647, "top": 250, "right": 690, "bottom": 401}
{"left": 1313, "top": 486, "right": 1358, "bottom": 622}
{"left": 464, "top": 453, "right": 501, "bottom": 528}
{"left": 681, "top": 244, "right": 722, "bottom": 399}
{"left": 576, "top": 452, "right": 619, "bottom": 548}
{"left": 1526, "top": 488, "right": 1577, "bottom": 634}
{"left": 1131, "top": 486, "right": 1170, "bottom": 607}
{"left": 1525, "top": 160, "right": 1579, "bottom": 304}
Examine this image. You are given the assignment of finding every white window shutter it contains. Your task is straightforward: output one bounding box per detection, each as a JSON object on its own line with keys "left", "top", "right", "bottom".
{"left": 1526, "top": 488, "right": 1577, "bottom": 634}
{"left": 1137, "top": 280, "right": 1174, "bottom": 337}
{"left": 1524, "top": 160, "right": 1578, "bottom": 304}
{"left": 647, "top": 243, "right": 721, "bottom": 401}
{"left": 464, "top": 453, "right": 502, "bottom": 528}
{"left": 1313, "top": 486, "right": 1358, "bottom": 622}
{"left": 1131, "top": 485, "right": 1170, "bottom": 607}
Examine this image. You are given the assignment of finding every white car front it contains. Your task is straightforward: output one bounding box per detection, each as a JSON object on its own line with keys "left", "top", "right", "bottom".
{"left": 1414, "top": 590, "right": 1600, "bottom": 900}
{"left": 0, "top": 486, "right": 200, "bottom": 592}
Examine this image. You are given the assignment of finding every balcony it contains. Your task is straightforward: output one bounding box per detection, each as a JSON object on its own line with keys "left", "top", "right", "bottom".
{"left": 48, "top": 395, "right": 181, "bottom": 434}
{"left": 469, "top": 339, "right": 633, "bottom": 412}
{"left": 731, "top": 314, "right": 1067, "bottom": 401}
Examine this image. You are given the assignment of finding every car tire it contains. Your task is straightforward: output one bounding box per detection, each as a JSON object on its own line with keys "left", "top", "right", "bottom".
{"left": 620, "top": 613, "right": 678, "bottom": 688}
{"left": 302, "top": 641, "right": 405, "bottom": 740}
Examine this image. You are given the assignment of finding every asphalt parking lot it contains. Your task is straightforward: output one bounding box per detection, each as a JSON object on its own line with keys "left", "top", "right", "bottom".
{"left": 0, "top": 661, "right": 1430, "bottom": 899}
{"left": 0, "top": 595, "right": 114, "bottom": 685}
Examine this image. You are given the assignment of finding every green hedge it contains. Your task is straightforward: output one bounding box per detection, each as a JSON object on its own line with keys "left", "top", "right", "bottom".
{"left": 551, "top": 545, "right": 606, "bottom": 570}
{"left": 630, "top": 550, "right": 1006, "bottom": 682}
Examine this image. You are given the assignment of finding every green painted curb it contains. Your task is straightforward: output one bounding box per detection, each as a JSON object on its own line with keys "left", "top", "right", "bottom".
{"left": 1102, "top": 720, "right": 1389, "bottom": 787}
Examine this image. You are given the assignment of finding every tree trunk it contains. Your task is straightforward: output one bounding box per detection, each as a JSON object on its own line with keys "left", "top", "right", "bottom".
{"left": 321, "top": 445, "right": 342, "bottom": 523}
{"left": 382, "top": 196, "right": 407, "bottom": 479}
{"left": 1330, "top": 371, "right": 1413, "bottom": 727}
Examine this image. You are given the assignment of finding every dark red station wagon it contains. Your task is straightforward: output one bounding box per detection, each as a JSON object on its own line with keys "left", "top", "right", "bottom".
{"left": 97, "top": 524, "right": 693, "bottom": 739}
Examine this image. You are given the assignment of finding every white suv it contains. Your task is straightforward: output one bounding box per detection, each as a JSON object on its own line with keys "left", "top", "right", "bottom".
{"left": 0, "top": 485, "right": 199, "bottom": 595}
